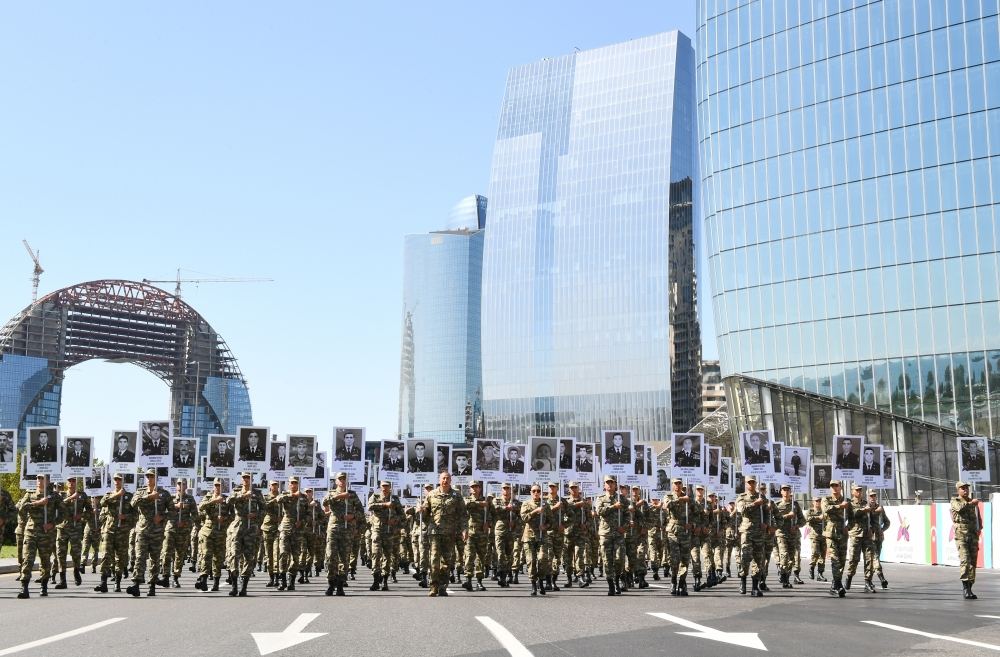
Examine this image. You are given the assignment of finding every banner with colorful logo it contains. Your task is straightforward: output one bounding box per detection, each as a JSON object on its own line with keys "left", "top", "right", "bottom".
{"left": 880, "top": 505, "right": 931, "bottom": 565}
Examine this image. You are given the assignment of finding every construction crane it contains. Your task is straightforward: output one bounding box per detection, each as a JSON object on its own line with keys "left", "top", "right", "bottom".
{"left": 142, "top": 269, "right": 273, "bottom": 299}
{"left": 22, "top": 240, "right": 43, "bottom": 303}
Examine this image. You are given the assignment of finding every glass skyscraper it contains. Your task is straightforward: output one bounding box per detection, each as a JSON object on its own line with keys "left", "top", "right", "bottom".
{"left": 482, "top": 32, "right": 700, "bottom": 443}
{"left": 698, "top": 0, "right": 1000, "bottom": 497}
{"left": 397, "top": 195, "right": 486, "bottom": 443}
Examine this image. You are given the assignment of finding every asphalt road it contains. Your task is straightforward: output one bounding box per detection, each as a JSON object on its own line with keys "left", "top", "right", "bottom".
{"left": 0, "top": 563, "right": 997, "bottom": 657}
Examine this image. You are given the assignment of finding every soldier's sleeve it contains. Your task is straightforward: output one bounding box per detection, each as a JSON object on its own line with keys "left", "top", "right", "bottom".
{"left": 130, "top": 490, "right": 143, "bottom": 509}
{"left": 735, "top": 495, "right": 750, "bottom": 515}
{"left": 820, "top": 496, "right": 831, "bottom": 516}
{"left": 795, "top": 504, "right": 807, "bottom": 527}
{"left": 519, "top": 502, "right": 534, "bottom": 523}
{"left": 880, "top": 510, "right": 890, "bottom": 531}
{"left": 16, "top": 491, "right": 31, "bottom": 511}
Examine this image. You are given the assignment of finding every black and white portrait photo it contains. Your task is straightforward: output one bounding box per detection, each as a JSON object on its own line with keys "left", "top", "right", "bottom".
{"left": 238, "top": 427, "right": 268, "bottom": 461}
{"left": 574, "top": 443, "right": 594, "bottom": 474}
{"left": 740, "top": 431, "right": 772, "bottom": 476}
{"left": 170, "top": 437, "right": 199, "bottom": 479}
{"left": 832, "top": 435, "right": 863, "bottom": 480}
{"left": 436, "top": 444, "right": 451, "bottom": 474}
{"left": 707, "top": 446, "right": 721, "bottom": 480}
{"left": 859, "top": 443, "right": 883, "bottom": 488}
{"left": 451, "top": 448, "right": 473, "bottom": 476}
{"left": 783, "top": 446, "right": 810, "bottom": 490}
{"left": 84, "top": 467, "right": 105, "bottom": 495}
{"left": 286, "top": 435, "right": 317, "bottom": 477}
{"left": 381, "top": 441, "right": 405, "bottom": 472}
{"left": 110, "top": 431, "right": 137, "bottom": 467}
{"left": 406, "top": 440, "right": 434, "bottom": 473}
{"left": 673, "top": 434, "right": 702, "bottom": 469}
{"left": 812, "top": 463, "right": 832, "bottom": 496}
{"left": 140, "top": 420, "right": 171, "bottom": 456}
{"left": 334, "top": 427, "right": 364, "bottom": 462}
{"left": 502, "top": 444, "right": 525, "bottom": 474}
{"left": 602, "top": 429, "right": 634, "bottom": 477}
{"left": 473, "top": 439, "right": 501, "bottom": 479}
{"left": 557, "top": 438, "right": 574, "bottom": 471}
{"left": 720, "top": 457, "right": 732, "bottom": 487}
{"left": 958, "top": 437, "right": 991, "bottom": 483}
{"left": 882, "top": 449, "right": 896, "bottom": 489}
{"left": 654, "top": 468, "right": 670, "bottom": 491}
{"left": 27, "top": 426, "right": 60, "bottom": 475}
{"left": 209, "top": 436, "right": 236, "bottom": 468}
{"left": 0, "top": 429, "right": 14, "bottom": 470}
{"left": 270, "top": 441, "right": 287, "bottom": 471}
{"left": 529, "top": 437, "right": 557, "bottom": 473}
{"left": 63, "top": 436, "right": 93, "bottom": 477}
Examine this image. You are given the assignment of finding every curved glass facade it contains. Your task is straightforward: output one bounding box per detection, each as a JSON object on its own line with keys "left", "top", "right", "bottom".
{"left": 482, "top": 32, "right": 699, "bottom": 442}
{"left": 398, "top": 210, "right": 485, "bottom": 443}
{"left": 699, "top": 1, "right": 1000, "bottom": 441}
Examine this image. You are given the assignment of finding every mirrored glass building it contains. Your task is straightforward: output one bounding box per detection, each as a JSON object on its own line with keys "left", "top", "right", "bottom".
{"left": 482, "top": 31, "right": 700, "bottom": 442}
{"left": 697, "top": 0, "right": 1000, "bottom": 498}
{"left": 397, "top": 195, "right": 486, "bottom": 443}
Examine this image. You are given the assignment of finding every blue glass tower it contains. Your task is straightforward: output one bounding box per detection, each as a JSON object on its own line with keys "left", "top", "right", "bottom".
{"left": 482, "top": 32, "right": 700, "bottom": 442}
{"left": 698, "top": 1, "right": 1000, "bottom": 496}
{"left": 398, "top": 196, "right": 486, "bottom": 443}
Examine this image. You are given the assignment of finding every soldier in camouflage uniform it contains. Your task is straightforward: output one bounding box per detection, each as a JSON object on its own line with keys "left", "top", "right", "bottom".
{"left": 701, "top": 492, "right": 724, "bottom": 587}
{"left": 275, "top": 475, "right": 309, "bottom": 591}
{"left": 16, "top": 474, "right": 63, "bottom": 598}
{"left": 806, "top": 498, "right": 827, "bottom": 581}
{"left": 626, "top": 485, "right": 650, "bottom": 589}
{"left": 0, "top": 485, "right": 15, "bottom": 571}
{"left": 520, "top": 483, "right": 553, "bottom": 596}
{"left": 422, "top": 471, "right": 467, "bottom": 596}
{"left": 492, "top": 482, "right": 520, "bottom": 588}
{"left": 952, "top": 481, "right": 982, "bottom": 599}
{"left": 346, "top": 485, "right": 366, "bottom": 581}
{"left": 127, "top": 469, "right": 175, "bottom": 596}
{"left": 409, "top": 483, "right": 434, "bottom": 587}
{"left": 844, "top": 484, "right": 874, "bottom": 592}
{"left": 647, "top": 495, "right": 665, "bottom": 582}
{"left": 688, "top": 485, "right": 709, "bottom": 591}
{"left": 159, "top": 478, "right": 196, "bottom": 588}
{"left": 867, "top": 490, "right": 890, "bottom": 589}
{"left": 540, "top": 482, "right": 565, "bottom": 591}
{"left": 95, "top": 473, "right": 134, "bottom": 593}
{"left": 54, "top": 477, "right": 90, "bottom": 589}
{"left": 14, "top": 500, "right": 28, "bottom": 581}
{"left": 195, "top": 478, "right": 232, "bottom": 592}
{"left": 322, "top": 472, "right": 356, "bottom": 596}
{"left": 227, "top": 472, "right": 265, "bottom": 596}
{"left": 368, "top": 479, "right": 404, "bottom": 591}
{"left": 82, "top": 493, "right": 102, "bottom": 573}
{"left": 821, "top": 481, "right": 850, "bottom": 597}
{"left": 462, "top": 481, "right": 493, "bottom": 592}
{"left": 663, "top": 478, "right": 693, "bottom": 596}
{"left": 724, "top": 500, "right": 738, "bottom": 577}
{"left": 261, "top": 480, "right": 282, "bottom": 588}
{"left": 735, "top": 475, "right": 770, "bottom": 597}
{"left": 774, "top": 484, "right": 805, "bottom": 589}
{"left": 562, "top": 482, "right": 591, "bottom": 588}
{"left": 596, "top": 475, "right": 628, "bottom": 595}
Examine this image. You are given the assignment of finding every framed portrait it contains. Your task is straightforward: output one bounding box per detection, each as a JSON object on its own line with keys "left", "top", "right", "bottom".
{"left": 405, "top": 438, "right": 436, "bottom": 486}
{"left": 763, "top": 442, "right": 783, "bottom": 485}
{"left": 473, "top": 438, "right": 502, "bottom": 480}
{"left": 832, "top": 435, "right": 863, "bottom": 481}
{"left": 26, "top": 426, "right": 61, "bottom": 476}
{"left": 783, "top": 446, "right": 810, "bottom": 492}
{"left": 882, "top": 449, "right": 896, "bottom": 490}
{"left": 19, "top": 454, "right": 33, "bottom": 491}
{"left": 305, "top": 450, "right": 328, "bottom": 491}
{"left": 811, "top": 462, "right": 833, "bottom": 498}
{"left": 0, "top": 429, "right": 15, "bottom": 474}
{"left": 572, "top": 442, "right": 596, "bottom": 479}
{"left": 364, "top": 440, "right": 382, "bottom": 467}
{"left": 62, "top": 436, "right": 93, "bottom": 477}
{"left": 601, "top": 429, "right": 634, "bottom": 477}
{"left": 672, "top": 433, "right": 703, "bottom": 479}
{"left": 720, "top": 457, "right": 733, "bottom": 492}
{"left": 380, "top": 439, "right": 405, "bottom": 483}
{"left": 451, "top": 447, "right": 473, "bottom": 486}
{"left": 109, "top": 430, "right": 138, "bottom": 474}
{"left": 235, "top": 426, "right": 269, "bottom": 474}
{"left": 169, "top": 437, "right": 199, "bottom": 479}
{"left": 528, "top": 436, "right": 558, "bottom": 483}
{"left": 958, "top": 436, "right": 990, "bottom": 484}
{"left": 84, "top": 466, "right": 107, "bottom": 495}
{"left": 207, "top": 434, "right": 237, "bottom": 478}
{"left": 556, "top": 438, "right": 575, "bottom": 476}
{"left": 269, "top": 440, "right": 287, "bottom": 473}
{"left": 707, "top": 446, "right": 722, "bottom": 485}
{"left": 500, "top": 443, "right": 527, "bottom": 484}
{"left": 333, "top": 427, "right": 365, "bottom": 483}
{"left": 734, "top": 470, "right": 745, "bottom": 495}
{"left": 139, "top": 420, "right": 172, "bottom": 469}
{"left": 859, "top": 443, "right": 883, "bottom": 488}
{"left": 286, "top": 435, "right": 317, "bottom": 478}
{"left": 435, "top": 444, "right": 451, "bottom": 475}
{"left": 739, "top": 430, "right": 773, "bottom": 478}
{"left": 653, "top": 466, "right": 670, "bottom": 492}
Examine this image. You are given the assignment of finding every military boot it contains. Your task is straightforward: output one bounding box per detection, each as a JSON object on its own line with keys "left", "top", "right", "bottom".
{"left": 816, "top": 565, "right": 828, "bottom": 582}
{"left": 55, "top": 571, "right": 68, "bottom": 589}
{"left": 638, "top": 573, "right": 649, "bottom": 589}
{"left": 94, "top": 575, "right": 109, "bottom": 593}
{"left": 536, "top": 576, "right": 546, "bottom": 595}
{"left": 705, "top": 570, "right": 717, "bottom": 588}
{"left": 419, "top": 572, "right": 429, "bottom": 588}
{"left": 550, "top": 575, "right": 560, "bottom": 591}
{"left": 195, "top": 574, "right": 207, "bottom": 591}
{"left": 879, "top": 573, "right": 889, "bottom": 589}
{"left": 126, "top": 582, "right": 141, "bottom": 597}
{"left": 678, "top": 575, "right": 689, "bottom": 596}
{"left": 114, "top": 574, "right": 123, "bottom": 592}
{"left": 833, "top": 577, "right": 846, "bottom": 597}
{"left": 497, "top": 570, "right": 507, "bottom": 588}
{"left": 380, "top": 574, "right": 389, "bottom": 591}
{"left": 211, "top": 575, "right": 221, "bottom": 592}
{"left": 92, "top": 562, "right": 97, "bottom": 574}
{"left": 336, "top": 577, "right": 346, "bottom": 596}
{"left": 391, "top": 570, "right": 398, "bottom": 583}
{"left": 157, "top": 575, "right": 170, "bottom": 588}
{"left": 793, "top": 570, "right": 804, "bottom": 584}
{"left": 370, "top": 573, "right": 381, "bottom": 591}
{"left": 739, "top": 576, "right": 747, "bottom": 595}
{"left": 513, "top": 571, "right": 520, "bottom": 584}
{"left": 531, "top": 578, "right": 539, "bottom": 596}
{"left": 276, "top": 573, "right": 287, "bottom": 591}
{"left": 286, "top": 573, "right": 295, "bottom": 591}
{"left": 865, "top": 578, "right": 876, "bottom": 593}
{"left": 750, "top": 576, "right": 762, "bottom": 597}
{"left": 266, "top": 573, "right": 276, "bottom": 588}
{"left": 17, "top": 579, "right": 30, "bottom": 599}
{"left": 476, "top": 576, "right": 486, "bottom": 591}
{"left": 606, "top": 577, "right": 616, "bottom": 596}
{"left": 462, "top": 575, "right": 473, "bottom": 591}
{"left": 147, "top": 581, "right": 156, "bottom": 597}
{"left": 717, "top": 568, "right": 726, "bottom": 583}
{"left": 228, "top": 573, "right": 239, "bottom": 596}
{"left": 74, "top": 567, "right": 83, "bottom": 586}
{"left": 401, "top": 562, "right": 410, "bottom": 574}
{"left": 693, "top": 575, "right": 702, "bottom": 592}
{"left": 566, "top": 571, "right": 574, "bottom": 588}
{"left": 652, "top": 567, "right": 660, "bottom": 581}
{"left": 173, "top": 574, "right": 181, "bottom": 588}
{"left": 239, "top": 576, "right": 250, "bottom": 596}
{"left": 965, "top": 582, "right": 978, "bottom": 600}
{"left": 758, "top": 576, "right": 770, "bottom": 591}
{"left": 618, "top": 574, "right": 629, "bottom": 592}
{"left": 584, "top": 570, "right": 592, "bottom": 587}
{"left": 809, "top": 564, "right": 815, "bottom": 580}
{"left": 845, "top": 574, "right": 853, "bottom": 590}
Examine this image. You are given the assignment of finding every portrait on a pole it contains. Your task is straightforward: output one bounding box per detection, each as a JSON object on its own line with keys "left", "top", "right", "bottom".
{"left": 110, "top": 430, "right": 138, "bottom": 473}
{"left": 832, "top": 435, "right": 863, "bottom": 481}
{"left": 170, "top": 437, "right": 199, "bottom": 479}
{"left": 473, "top": 438, "right": 501, "bottom": 479}
{"left": 601, "top": 429, "right": 634, "bottom": 477}
{"left": 236, "top": 426, "right": 269, "bottom": 474}
{"left": 672, "top": 433, "right": 703, "bottom": 478}
{"left": 286, "top": 434, "right": 316, "bottom": 478}
{"left": 405, "top": 438, "right": 436, "bottom": 486}
{"left": 139, "top": 420, "right": 172, "bottom": 469}
{"left": 333, "top": 426, "right": 365, "bottom": 482}
{"left": 739, "top": 430, "right": 772, "bottom": 478}
{"left": 26, "top": 426, "right": 61, "bottom": 476}
{"left": 958, "top": 436, "right": 991, "bottom": 483}
{"left": 0, "top": 429, "right": 14, "bottom": 473}
{"left": 63, "top": 436, "right": 93, "bottom": 477}
{"left": 207, "top": 434, "right": 237, "bottom": 478}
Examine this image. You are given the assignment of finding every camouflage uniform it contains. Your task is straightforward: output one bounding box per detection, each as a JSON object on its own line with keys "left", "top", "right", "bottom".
{"left": 322, "top": 488, "right": 356, "bottom": 595}
{"left": 626, "top": 493, "right": 650, "bottom": 587}
{"left": 700, "top": 498, "right": 724, "bottom": 585}
{"left": 821, "top": 490, "right": 851, "bottom": 596}
{"left": 646, "top": 501, "right": 665, "bottom": 580}
{"left": 275, "top": 488, "right": 309, "bottom": 590}
{"left": 520, "top": 495, "right": 554, "bottom": 594}
{"left": 346, "top": 489, "right": 365, "bottom": 578}
{"left": 82, "top": 495, "right": 102, "bottom": 573}
{"left": 562, "top": 495, "right": 591, "bottom": 587}
{"left": 845, "top": 493, "right": 874, "bottom": 590}
{"left": 160, "top": 489, "right": 197, "bottom": 584}
{"left": 951, "top": 489, "right": 982, "bottom": 598}
{"left": 869, "top": 501, "right": 890, "bottom": 587}
{"left": 227, "top": 483, "right": 265, "bottom": 595}
{"left": 16, "top": 486, "right": 63, "bottom": 596}
{"left": 596, "top": 487, "right": 628, "bottom": 594}
{"left": 735, "top": 488, "right": 770, "bottom": 596}
{"left": 491, "top": 492, "right": 520, "bottom": 586}
{"left": 367, "top": 488, "right": 404, "bottom": 589}
{"left": 129, "top": 484, "right": 175, "bottom": 594}
{"left": 196, "top": 492, "right": 232, "bottom": 590}
{"left": 806, "top": 505, "right": 827, "bottom": 579}
{"left": 773, "top": 495, "right": 805, "bottom": 588}
{"left": 261, "top": 488, "right": 282, "bottom": 584}
{"left": 462, "top": 490, "right": 494, "bottom": 589}
{"left": 422, "top": 485, "right": 467, "bottom": 596}
{"left": 545, "top": 490, "right": 566, "bottom": 587}
{"left": 687, "top": 496, "right": 708, "bottom": 588}
{"left": 97, "top": 487, "right": 135, "bottom": 592}
{"left": 54, "top": 487, "right": 91, "bottom": 588}
{"left": 663, "top": 490, "right": 694, "bottom": 594}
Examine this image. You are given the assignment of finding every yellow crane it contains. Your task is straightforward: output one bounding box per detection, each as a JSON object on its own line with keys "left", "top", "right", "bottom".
{"left": 142, "top": 268, "right": 273, "bottom": 299}
{"left": 22, "top": 239, "right": 43, "bottom": 303}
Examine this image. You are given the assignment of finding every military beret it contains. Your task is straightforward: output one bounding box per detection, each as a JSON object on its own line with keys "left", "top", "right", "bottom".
{"left": 603, "top": 475, "right": 617, "bottom": 483}
{"left": 956, "top": 481, "right": 971, "bottom": 488}
{"left": 780, "top": 483, "right": 792, "bottom": 490}
{"left": 379, "top": 480, "right": 391, "bottom": 487}
{"left": 213, "top": 478, "right": 222, "bottom": 485}
{"left": 744, "top": 475, "right": 757, "bottom": 483}
{"left": 671, "top": 477, "right": 684, "bottom": 484}
{"left": 335, "top": 471, "right": 348, "bottom": 479}
{"left": 288, "top": 476, "right": 300, "bottom": 483}
{"left": 112, "top": 473, "right": 123, "bottom": 480}
{"left": 144, "top": 468, "right": 157, "bottom": 476}
{"left": 568, "top": 481, "right": 580, "bottom": 488}
{"left": 241, "top": 471, "right": 252, "bottom": 478}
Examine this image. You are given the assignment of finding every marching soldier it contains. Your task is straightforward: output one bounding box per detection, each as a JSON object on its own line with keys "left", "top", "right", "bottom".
{"left": 275, "top": 475, "right": 309, "bottom": 591}
{"left": 688, "top": 485, "right": 708, "bottom": 591}
{"left": 806, "top": 498, "right": 827, "bottom": 581}
{"left": 322, "top": 472, "right": 356, "bottom": 596}
{"left": 821, "top": 481, "right": 850, "bottom": 597}
{"left": 54, "top": 476, "right": 91, "bottom": 589}
{"left": 16, "top": 474, "right": 63, "bottom": 598}
{"left": 159, "top": 478, "right": 196, "bottom": 588}
{"left": 520, "top": 483, "right": 554, "bottom": 596}
{"left": 703, "top": 492, "right": 725, "bottom": 586}
{"left": 647, "top": 494, "right": 665, "bottom": 582}
{"left": 128, "top": 468, "right": 175, "bottom": 596}
{"left": 346, "top": 485, "right": 366, "bottom": 581}
{"left": 544, "top": 482, "right": 566, "bottom": 591}
{"left": 562, "top": 481, "right": 590, "bottom": 588}
{"left": 845, "top": 484, "right": 873, "bottom": 592}
{"left": 735, "top": 475, "right": 769, "bottom": 597}
{"left": 492, "top": 482, "right": 520, "bottom": 588}
{"left": 724, "top": 500, "right": 738, "bottom": 577}
{"left": 773, "top": 483, "right": 805, "bottom": 589}
{"left": 95, "top": 473, "right": 134, "bottom": 593}
{"left": 663, "top": 478, "right": 693, "bottom": 596}
{"left": 422, "top": 471, "right": 467, "bottom": 596}
{"left": 462, "top": 481, "right": 493, "bottom": 592}
{"left": 368, "top": 479, "right": 404, "bottom": 591}
{"left": 195, "top": 478, "right": 232, "bottom": 592}
{"left": 868, "top": 491, "right": 890, "bottom": 589}
{"left": 228, "top": 472, "right": 265, "bottom": 596}
{"left": 952, "top": 481, "right": 982, "bottom": 599}
{"left": 262, "top": 480, "right": 282, "bottom": 587}
{"left": 82, "top": 493, "right": 102, "bottom": 573}
{"left": 596, "top": 475, "right": 628, "bottom": 595}
{"left": 627, "top": 484, "right": 650, "bottom": 589}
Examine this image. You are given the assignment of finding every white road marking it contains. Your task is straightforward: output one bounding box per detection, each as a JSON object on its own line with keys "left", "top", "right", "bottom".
{"left": 862, "top": 621, "right": 1000, "bottom": 651}
{"left": 476, "top": 616, "right": 534, "bottom": 657}
{"left": 0, "top": 617, "right": 126, "bottom": 656}
{"left": 978, "top": 615, "right": 1000, "bottom": 620}
{"left": 648, "top": 612, "right": 767, "bottom": 650}
{"left": 251, "top": 613, "right": 327, "bottom": 656}
{"left": 648, "top": 583, "right": 672, "bottom": 589}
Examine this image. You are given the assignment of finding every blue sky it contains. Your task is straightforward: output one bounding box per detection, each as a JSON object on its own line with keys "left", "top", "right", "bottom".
{"left": 0, "top": 2, "right": 706, "bottom": 457}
